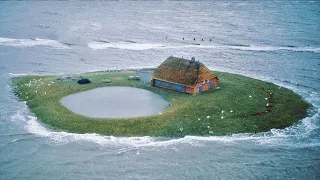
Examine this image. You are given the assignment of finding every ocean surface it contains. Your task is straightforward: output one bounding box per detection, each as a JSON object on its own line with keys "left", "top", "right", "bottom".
{"left": 0, "top": 1, "right": 319, "bottom": 179}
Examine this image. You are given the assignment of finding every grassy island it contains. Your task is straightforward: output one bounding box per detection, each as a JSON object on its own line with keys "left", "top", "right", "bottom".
{"left": 12, "top": 71, "right": 310, "bottom": 137}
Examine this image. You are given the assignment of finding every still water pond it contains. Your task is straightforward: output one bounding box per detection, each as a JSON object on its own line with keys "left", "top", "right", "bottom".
{"left": 61, "top": 86, "right": 169, "bottom": 118}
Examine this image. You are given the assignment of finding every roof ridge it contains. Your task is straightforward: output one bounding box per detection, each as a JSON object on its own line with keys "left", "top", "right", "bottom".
{"left": 167, "top": 56, "right": 203, "bottom": 65}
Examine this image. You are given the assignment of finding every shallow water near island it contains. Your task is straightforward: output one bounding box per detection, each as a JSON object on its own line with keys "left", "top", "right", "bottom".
{"left": 1, "top": 1, "right": 320, "bottom": 179}
{"left": 60, "top": 86, "right": 169, "bottom": 118}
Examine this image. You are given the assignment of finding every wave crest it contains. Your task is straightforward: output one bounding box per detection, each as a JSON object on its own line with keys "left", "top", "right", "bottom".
{"left": 88, "top": 41, "right": 320, "bottom": 53}
{"left": 9, "top": 102, "right": 319, "bottom": 148}
{"left": 0, "top": 37, "right": 69, "bottom": 49}
{"left": 88, "top": 41, "right": 166, "bottom": 50}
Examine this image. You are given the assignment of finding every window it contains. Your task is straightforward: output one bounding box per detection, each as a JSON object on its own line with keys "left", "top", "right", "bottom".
{"left": 174, "top": 84, "right": 183, "bottom": 91}
{"left": 199, "top": 86, "right": 203, "bottom": 92}
{"left": 210, "top": 83, "right": 213, "bottom": 89}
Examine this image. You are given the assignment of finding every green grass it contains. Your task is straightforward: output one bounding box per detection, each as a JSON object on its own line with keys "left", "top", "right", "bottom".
{"left": 12, "top": 71, "right": 310, "bottom": 137}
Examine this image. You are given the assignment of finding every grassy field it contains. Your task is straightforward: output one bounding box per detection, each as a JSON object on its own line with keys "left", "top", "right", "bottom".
{"left": 12, "top": 71, "right": 310, "bottom": 137}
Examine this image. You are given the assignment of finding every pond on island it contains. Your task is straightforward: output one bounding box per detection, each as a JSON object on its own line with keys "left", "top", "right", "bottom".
{"left": 60, "top": 86, "right": 169, "bottom": 118}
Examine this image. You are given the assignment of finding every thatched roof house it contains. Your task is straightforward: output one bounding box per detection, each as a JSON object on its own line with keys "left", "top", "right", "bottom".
{"left": 151, "top": 56, "right": 219, "bottom": 94}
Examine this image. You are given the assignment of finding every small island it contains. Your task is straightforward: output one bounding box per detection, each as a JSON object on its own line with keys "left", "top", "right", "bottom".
{"left": 11, "top": 68, "right": 310, "bottom": 137}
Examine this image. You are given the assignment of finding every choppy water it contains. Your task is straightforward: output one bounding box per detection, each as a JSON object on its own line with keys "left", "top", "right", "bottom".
{"left": 0, "top": 1, "right": 319, "bottom": 179}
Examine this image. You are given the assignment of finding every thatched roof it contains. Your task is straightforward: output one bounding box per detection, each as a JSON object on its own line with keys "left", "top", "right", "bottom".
{"left": 152, "top": 56, "right": 217, "bottom": 86}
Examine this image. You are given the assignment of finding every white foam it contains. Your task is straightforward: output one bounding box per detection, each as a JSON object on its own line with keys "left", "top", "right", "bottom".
{"left": 88, "top": 41, "right": 211, "bottom": 50}
{"left": 21, "top": 114, "right": 201, "bottom": 147}
{"left": 195, "top": 44, "right": 320, "bottom": 53}
{"left": 10, "top": 111, "right": 317, "bottom": 148}
{"left": 88, "top": 41, "right": 320, "bottom": 53}
{"left": 88, "top": 41, "right": 166, "bottom": 50}
{"left": 8, "top": 73, "right": 28, "bottom": 76}
{"left": 227, "top": 45, "right": 320, "bottom": 53}
{"left": 11, "top": 81, "right": 319, "bottom": 148}
{"left": 0, "top": 37, "right": 69, "bottom": 49}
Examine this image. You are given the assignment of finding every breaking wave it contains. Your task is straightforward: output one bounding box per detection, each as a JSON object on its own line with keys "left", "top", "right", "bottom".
{"left": 8, "top": 73, "right": 29, "bottom": 76}
{"left": 225, "top": 44, "right": 320, "bottom": 53}
{"left": 88, "top": 41, "right": 166, "bottom": 50}
{"left": 9, "top": 68, "right": 319, "bottom": 148}
{"left": 10, "top": 99, "right": 319, "bottom": 149}
{"left": 0, "top": 37, "right": 69, "bottom": 49}
{"left": 88, "top": 41, "right": 320, "bottom": 53}
{"left": 10, "top": 107, "right": 198, "bottom": 147}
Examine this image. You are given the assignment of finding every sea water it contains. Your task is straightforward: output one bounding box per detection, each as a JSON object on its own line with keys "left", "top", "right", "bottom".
{"left": 0, "top": 1, "right": 319, "bottom": 179}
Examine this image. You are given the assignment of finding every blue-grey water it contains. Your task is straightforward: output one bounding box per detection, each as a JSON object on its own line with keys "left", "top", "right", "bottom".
{"left": 0, "top": 1, "right": 319, "bottom": 179}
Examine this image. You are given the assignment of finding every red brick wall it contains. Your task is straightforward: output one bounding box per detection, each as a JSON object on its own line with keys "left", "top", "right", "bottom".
{"left": 194, "top": 82, "right": 202, "bottom": 94}
{"left": 185, "top": 87, "right": 194, "bottom": 94}
{"left": 193, "top": 77, "right": 218, "bottom": 94}
{"left": 211, "top": 78, "right": 218, "bottom": 88}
